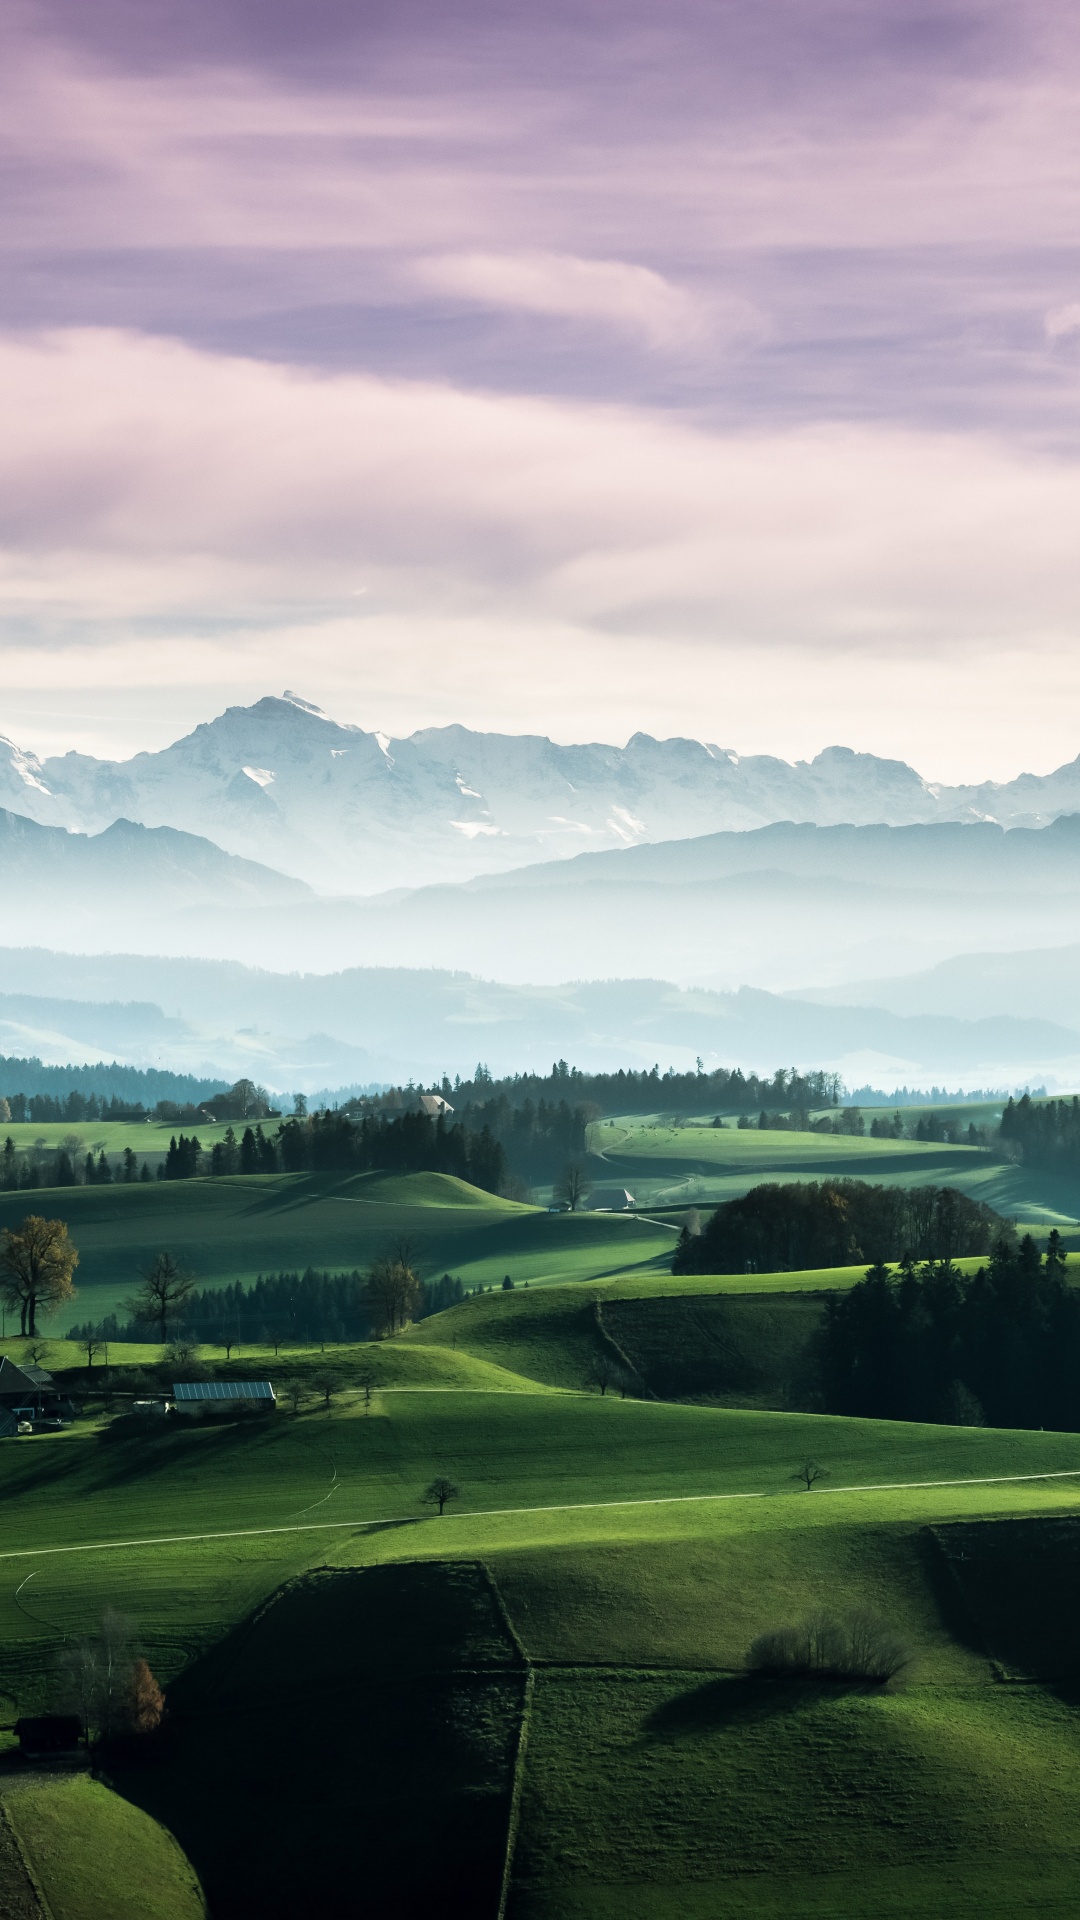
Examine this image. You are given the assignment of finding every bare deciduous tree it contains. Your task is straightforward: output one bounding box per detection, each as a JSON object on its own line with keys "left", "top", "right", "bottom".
{"left": 125, "top": 1252, "right": 197, "bottom": 1345}
{"left": 311, "top": 1368, "right": 342, "bottom": 1411}
{"left": 421, "top": 1476, "right": 460, "bottom": 1516}
{"left": 793, "top": 1460, "right": 827, "bottom": 1491}
{"left": 556, "top": 1160, "right": 591, "bottom": 1213}
{"left": 60, "top": 1612, "right": 166, "bottom": 1746}
{"left": 165, "top": 1337, "right": 203, "bottom": 1375}
{"left": 366, "top": 1257, "right": 422, "bottom": 1336}
{"left": 0, "top": 1216, "right": 79, "bottom": 1336}
{"left": 356, "top": 1367, "right": 376, "bottom": 1414}
{"left": 283, "top": 1377, "right": 305, "bottom": 1416}
{"left": 586, "top": 1353, "right": 619, "bottom": 1396}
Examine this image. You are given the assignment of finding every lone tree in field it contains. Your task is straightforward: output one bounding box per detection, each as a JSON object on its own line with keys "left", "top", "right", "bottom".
{"left": 556, "top": 1159, "right": 591, "bottom": 1213}
{"left": 793, "top": 1460, "right": 827, "bottom": 1491}
{"left": 586, "top": 1353, "right": 619, "bottom": 1396}
{"left": 125, "top": 1252, "right": 197, "bottom": 1345}
{"left": 356, "top": 1367, "right": 376, "bottom": 1414}
{"left": 0, "top": 1216, "right": 78, "bottom": 1336}
{"left": 283, "top": 1376, "right": 305, "bottom": 1416}
{"left": 421, "top": 1476, "right": 460, "bottom": 1516}
{"left": 311, "top": 1368, "right": 342, "bottom": 1411}
{"left": 366, "top": 1255, "right": 423, "bottom": 1336}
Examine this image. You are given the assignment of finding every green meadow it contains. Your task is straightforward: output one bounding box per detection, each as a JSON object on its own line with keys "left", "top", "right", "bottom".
{"left": 4, "top": 1160, "right": 1080, "bottom": 1915}
{"left": 592, "top": 1119, "right": 1080, "bottom": 1227}
{"left": 0, "top": 1169, "right": 675, "bottom": 1327}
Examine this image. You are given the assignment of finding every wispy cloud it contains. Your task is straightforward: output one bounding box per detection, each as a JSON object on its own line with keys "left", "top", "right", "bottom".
{"left": 1, "top": 326, "right": 1080, "bottom": 776}
{"left": 411, "top": 252, "right": 714, "bottom": 348}
{"left": 2, "top": 3, "right": 1080, "bottom": 773}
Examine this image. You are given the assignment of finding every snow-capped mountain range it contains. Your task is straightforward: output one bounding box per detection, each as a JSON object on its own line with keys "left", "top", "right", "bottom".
{"left": 3, "top": 691, "right": 1080, "bottom": 895}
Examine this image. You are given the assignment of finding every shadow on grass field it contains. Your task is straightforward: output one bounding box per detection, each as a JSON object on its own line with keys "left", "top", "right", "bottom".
{"left": 114, "top": 1561, "right": 525, "bottom": 1920}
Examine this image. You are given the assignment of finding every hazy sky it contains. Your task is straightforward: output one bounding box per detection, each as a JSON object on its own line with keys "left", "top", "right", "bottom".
{"left": 3, "top": 0, "right": 1080, "bottom": 777}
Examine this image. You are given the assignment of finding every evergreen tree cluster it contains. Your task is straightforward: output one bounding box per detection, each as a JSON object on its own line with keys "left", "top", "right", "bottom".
{"left": 172, "top": 1111, "right": 508, "bottom": 1189}
{"left": 70, "top": 1267, "right": 465, "bottom": 1347}
{"left": 0, "top": 1061, "right": 227, "bottom": 1109}
{"left": 672, "top": 1180, "right": 1000, "bottom": 1276}
{"left": 387, "top": 1059, "right": 841, "bottom": 1122}
{"left": 1000, "top": 1093, "right": 1080, "bottom": 1175}
{"left": 820, "top": 1232, "right": 1080, "bottom": 1429}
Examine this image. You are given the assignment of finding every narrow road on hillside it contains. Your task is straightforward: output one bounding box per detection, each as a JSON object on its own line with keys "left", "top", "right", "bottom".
{"left": 3, "top": 1464, "right": 1080, "bottom": 1564}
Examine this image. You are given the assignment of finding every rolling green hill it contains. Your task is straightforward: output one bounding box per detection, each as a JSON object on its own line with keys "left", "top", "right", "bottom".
{"left": 593, "top": 1121, "right": 1080, "bottom": 1227}
{"left": 0, "top": 1171, "right": 674, "bottom": 1328}
{"left": 5, "top": 1137, "right": 1080, "bottom": 1916}
{"left": 4, "top": 1344, "right": 1080, "bottom": 1916}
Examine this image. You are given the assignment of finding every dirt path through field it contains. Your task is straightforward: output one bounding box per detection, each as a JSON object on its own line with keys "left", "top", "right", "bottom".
{"left": 2, "top": 1464, "right": 1080, "bottom": 1564}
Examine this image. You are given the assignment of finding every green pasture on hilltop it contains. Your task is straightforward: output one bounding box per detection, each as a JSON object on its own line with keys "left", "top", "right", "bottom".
{"left": 0, "top": 1118, "right": 257, "bottom": 1160}
{"left": 0, "top": 1169, "right": 674, "bottom": 1329}
{"left": 591, "top": 1120, "right": 1080, "bottom": 1225}
{"left": 4, "top": 1320, "right": 1080, "bottom": 1916}
{"left": 6, "top": 1164, "right": 1080, "bottom": 1917}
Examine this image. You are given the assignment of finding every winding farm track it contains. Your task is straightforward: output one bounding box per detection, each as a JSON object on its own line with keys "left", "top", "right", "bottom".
{"left": 2, "top": 1465, "right": 1080, "bottom": 1564}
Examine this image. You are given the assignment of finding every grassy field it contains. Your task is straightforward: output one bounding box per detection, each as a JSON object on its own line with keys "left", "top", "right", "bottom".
{"left": 6, "top": 1158, "right": 1080, "bottom": 1915}
{"left": 113, "top": 1561, "right": 523, "bottom": 1920}
{"left": 0, "top": 1774, "right": 205, "bottom": 1920}
{"left": 0, "top": 1170, "right": 675, "bottom": 1329}
{"left": 4, "top": 1334, "right": 1080, "bottom": 1915}
{"left": 0, "top": 1118, "right": 266, "bottom": 1162}
{"left": 592, "top": 1121, "right": 1080, "bottom": 1227}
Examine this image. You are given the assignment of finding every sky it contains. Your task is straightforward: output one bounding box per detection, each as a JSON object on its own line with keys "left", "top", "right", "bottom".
{"left": 2, "top": 0, "right": 1080, "bottom": 779}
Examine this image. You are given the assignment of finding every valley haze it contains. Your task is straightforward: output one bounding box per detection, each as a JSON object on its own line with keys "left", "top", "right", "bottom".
{"left": 0, "top": 693, "right": 1079, "bottom": 1092}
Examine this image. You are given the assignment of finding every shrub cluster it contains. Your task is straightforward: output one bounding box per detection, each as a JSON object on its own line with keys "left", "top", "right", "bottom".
{"left": 747, "top": 1611, "right": 910, "bottom": 1684}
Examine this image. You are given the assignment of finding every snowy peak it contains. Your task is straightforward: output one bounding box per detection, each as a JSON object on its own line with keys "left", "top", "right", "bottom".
{"left": 0, "top": 693, "right": 1077, "bottom": 897}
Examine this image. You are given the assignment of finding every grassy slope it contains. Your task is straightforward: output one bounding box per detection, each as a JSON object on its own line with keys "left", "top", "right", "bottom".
{"left": 0, "top": 1170, "right": 673, "bottom": 1327}
{"left": 1, "top": 1120, "right": 253, "bottom": 1157}
{"left": 2, "top": 1775, "right": 205, "bottom": 1920}
{"left": 114, "top": 1562, "right": 523, "bottom": 1920}
{"left": 2, "top": 1384, "right": 1079, "bottom": 1699}
{"left": 403, "top": 1258, "right": 1080, "bottom": 1396}
{"left": 6, "top": 1229, "right": 1080, "bottom": 1920}
{"left": 596, "top": 1122, "right": 1080, "bottom": 1225}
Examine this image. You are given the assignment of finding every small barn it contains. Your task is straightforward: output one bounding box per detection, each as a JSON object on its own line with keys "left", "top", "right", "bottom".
{"left": 172, "top": 1381, "right": 276, "bottom": 1415}
{"left": 0, "top": 1356, "right": 54, "bottom": 1406}
{"left": 15, "top": 1715, "right": 84, "bottom": 1761}
{"left": 0, "top": 1357, "right": 74, "bottom": 1424}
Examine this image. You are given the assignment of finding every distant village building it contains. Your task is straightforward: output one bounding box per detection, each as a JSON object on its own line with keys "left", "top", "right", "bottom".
{"left": 419, "top": 1094, "right": 455, "bottom": 1117}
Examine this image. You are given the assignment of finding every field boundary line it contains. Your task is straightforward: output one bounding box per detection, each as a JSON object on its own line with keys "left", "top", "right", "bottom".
{"left": 4, "top": 1464, "right": 1080, "bottom": 1563}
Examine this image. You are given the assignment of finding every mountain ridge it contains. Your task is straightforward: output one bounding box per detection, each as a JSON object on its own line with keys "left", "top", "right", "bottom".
{"left": 4, "top": 690, "right": 1080, "bottom": 894}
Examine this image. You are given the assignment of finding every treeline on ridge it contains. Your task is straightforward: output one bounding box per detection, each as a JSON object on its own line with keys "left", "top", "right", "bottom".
{"left": 70, "top": 1268, "right": 467, "bottom": 1349}
{"left": 672, "top": 1180, "right": 1000, "bottom": 1275}
{"left": 4, "top": 1110, "right": 509, "bottom": 1195}
{"left": 820, "top": 1231, "right": 1080, "bottom": 1429}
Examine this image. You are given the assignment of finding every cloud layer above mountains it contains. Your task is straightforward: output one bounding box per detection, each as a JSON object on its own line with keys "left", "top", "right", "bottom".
{"left": 3, "top": 0, "right": 1080, "bottom": 773}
